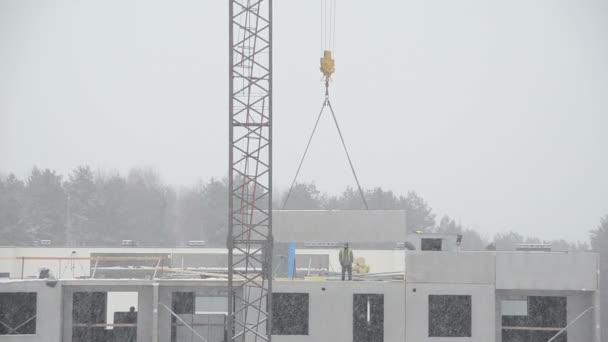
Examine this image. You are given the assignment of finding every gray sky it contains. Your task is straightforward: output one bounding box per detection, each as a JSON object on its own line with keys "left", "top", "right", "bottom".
{"left": 1, "top": 0, "right": 607, "bottom": 243}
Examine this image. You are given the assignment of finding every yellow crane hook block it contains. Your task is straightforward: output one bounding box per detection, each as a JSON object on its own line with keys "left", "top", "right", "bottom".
{"left": 320, "top": 50, "right": 335, "bottom": 80}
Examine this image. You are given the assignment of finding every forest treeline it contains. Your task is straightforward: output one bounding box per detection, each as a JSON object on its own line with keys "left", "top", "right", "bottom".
{"left": 0, "top": 166, "right": 605, "bottom": 253}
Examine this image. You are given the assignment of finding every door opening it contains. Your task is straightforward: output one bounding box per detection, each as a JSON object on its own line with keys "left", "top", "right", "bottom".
{"left": 353, "top": 294, "right": 383, "bottom": 342}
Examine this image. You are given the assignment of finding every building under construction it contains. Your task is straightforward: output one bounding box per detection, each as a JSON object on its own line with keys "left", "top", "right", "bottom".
{"left": 0, "top": 0, "right": 604, "bottom": 341}
{"left": 0, "top": 210, "right": 602, "bottom": 342}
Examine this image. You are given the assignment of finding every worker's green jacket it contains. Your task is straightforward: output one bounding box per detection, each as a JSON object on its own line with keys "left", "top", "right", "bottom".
{"left": 339, "top": 248, "right": 354, "bottom": 266}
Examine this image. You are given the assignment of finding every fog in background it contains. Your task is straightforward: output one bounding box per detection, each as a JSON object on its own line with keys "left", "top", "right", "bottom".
{"left": 1, "top": 0, "right": 607, "bottom": 243}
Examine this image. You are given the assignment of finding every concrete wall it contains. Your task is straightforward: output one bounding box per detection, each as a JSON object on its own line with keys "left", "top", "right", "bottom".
{"left": 406, "top": 252, "right": 495, "bottom": 284}
{"left": 273, "top": 210, "right": 407, "bottom": 243}
{"left": 0, "top": 280, "right": 63, "bottom": 341}
{"left": 406, "top": 251, "right": 601, "bottom": 342}
{"left": 405, "top": 283, "right": 496, "bottom": 342}
{"left": 406, "top": 251, "right": 599, "bottom": 291}
{"left": 272, "top": 280, "right": 405, "bottom": 342}
{"left": 496, "top": 252, "right": 599, "bottom": 291}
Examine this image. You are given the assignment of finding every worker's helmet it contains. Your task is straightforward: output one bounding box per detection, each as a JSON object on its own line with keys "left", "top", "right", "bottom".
{"left": 344, "top": 242, "right": 349, "bottom": 248}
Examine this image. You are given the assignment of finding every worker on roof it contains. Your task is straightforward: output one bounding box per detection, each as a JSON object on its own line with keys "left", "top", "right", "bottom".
{"left": 339, "top": 242, "right": 354, "bottom": 281}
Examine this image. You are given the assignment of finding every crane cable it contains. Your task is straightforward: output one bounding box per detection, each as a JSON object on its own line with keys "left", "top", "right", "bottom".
{"left": 321, "top": 0, "right": 337, "bottom": 52}
{"left": 283, "top": 0, "right": 369, "bottom": 210}
{"left": 282, "top": 82, "right": 369, "bottom": 210}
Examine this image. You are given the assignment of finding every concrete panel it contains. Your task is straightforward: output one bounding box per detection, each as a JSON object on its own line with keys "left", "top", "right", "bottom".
{"left": 567, "top": 292, "right": 595, "bottom": 342}
{"left": 157, "top": 286, "right": 174, "bottom": 342}
{"left": 273, "top": 210, "right": 407, "bottom": 243}
{"left": 272, "top": 280, "right": 405, "bottom": 342}
{"left": 406, "top": 252, "right": 496, "bottom": 284}
{"left": 0, "top": 280, "right": 63, "bottom": 342}
{"left": 136, "top": 286, "right": 154, "bottom": 342}
{"left": 405, "top": 283, "right": 495, "bottom": 342}
{"left": 496, "top": 252, "right": 599, "bottom": 290}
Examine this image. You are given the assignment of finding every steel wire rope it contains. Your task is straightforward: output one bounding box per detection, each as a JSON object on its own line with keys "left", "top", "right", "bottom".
{"left": 281, "top": 98, "right": 327, "bottom": 209}
{"left": 325, "top": 0, "right": 329, "bottom": 49}
{"left": 282, "top": 86, "right": 369, "bottom": 210}
{"left": 321, "top": 0, "right": 325, "bottom": 49}
{"left": 326, "top": 99, "right": 368, "bottom": 210}
{"left": 320, "top": 0, "right": 336, "bottom": 52}
{"left": 326, "top": 0, "right": 330, "bottom": 50}
{"left": 320, "top": 0, "right": 324, "bottom": 52}
{"left": 331, "top": 0, "right": 336, "bottom": 52}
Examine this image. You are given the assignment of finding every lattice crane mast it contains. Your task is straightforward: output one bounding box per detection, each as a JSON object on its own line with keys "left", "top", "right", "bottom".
{"left": 227, "top": 0, "right": 273, "bottom": 341}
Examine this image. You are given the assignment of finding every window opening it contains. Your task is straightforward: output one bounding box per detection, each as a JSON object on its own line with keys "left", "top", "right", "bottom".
{"left": 72, "top": 291, "right": 137, "bottom": 342}
{"left": 0, "top": 292, "right": 36, "bottom": 335}
{"left": 428, "top": 295, "right": 471, "bottom": 337}
{"left": 271, "top": 293, "right": 309, "bottom": 335}
{"left": 502, "top": 296, "right": 567, "bottom": 342}
{"left": 421, "top": 238, "right": 442, "bottom": 251}
{"left": 354, "top": 294, "right": 383, "bottom": 342}
{"left": 171, "top": 291, "right": 228, "bottom": 342}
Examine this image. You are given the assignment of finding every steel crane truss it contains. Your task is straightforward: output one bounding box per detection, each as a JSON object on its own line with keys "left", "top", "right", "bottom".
{"left": 228, "top": 0, "right": 273, "bottom": 342}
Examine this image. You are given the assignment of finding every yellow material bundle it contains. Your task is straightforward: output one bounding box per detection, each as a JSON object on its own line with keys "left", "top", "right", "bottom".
{"left": 353, "top": 257, "right": 370, "bottom": 274}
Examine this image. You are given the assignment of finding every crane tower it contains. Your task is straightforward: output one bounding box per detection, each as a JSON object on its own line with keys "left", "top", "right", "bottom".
{"left": 227, "top": 0, "right": 273, "bottom": 341}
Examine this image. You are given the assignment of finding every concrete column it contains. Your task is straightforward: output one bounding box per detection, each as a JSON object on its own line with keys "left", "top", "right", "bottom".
{"left": 152, "top": 282, "right": 159, "bottom": 342}
{"left": 159, "top": 287, "right": 175, "bottom": 342}
{"left": 62, "top": 287, "right": 73, "bottom": 342}
{"left": 594, "top": 290, "right": 601, "bottom": 342}
{"left": 495, "top": 295, "right": 502, "bottom": 342}
{"left": 136, "top": 286, "right": 153, "bottom": 341}
{"left": 566, "top": 293, "right": 594, "bottom": 341}
{"left": 403, "top": 251, "right": 408, "bottom": 342}
{"left": 597, "top": 256, "right": 603, "bottom": 342}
